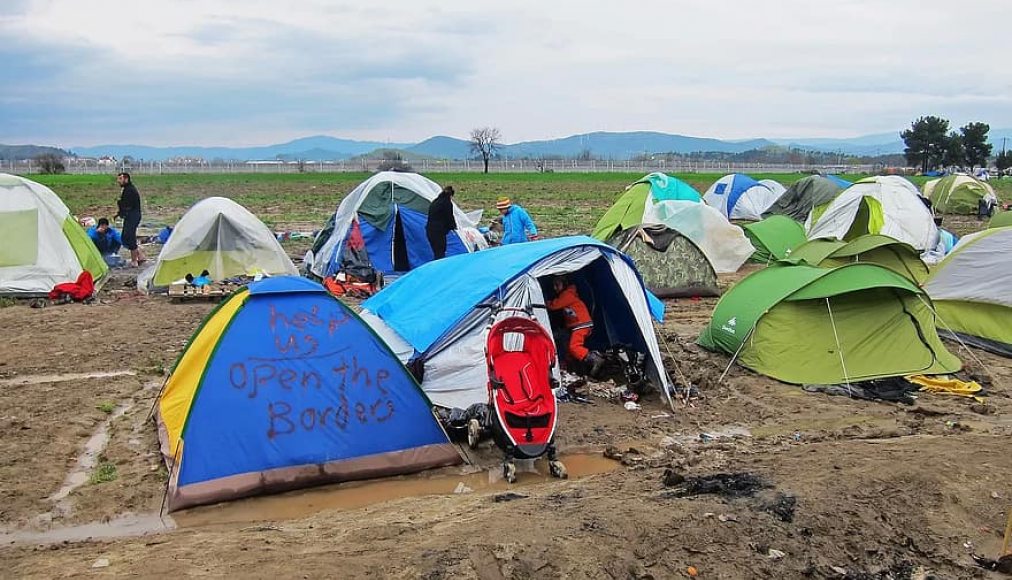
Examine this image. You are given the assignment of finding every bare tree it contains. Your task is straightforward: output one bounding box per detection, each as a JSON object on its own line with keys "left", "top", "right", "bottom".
{"left": 469, "top": 127, "right": 501, "bottom": 173}
{"left": 33, "top": 153, "right": 65, "bottom": 174}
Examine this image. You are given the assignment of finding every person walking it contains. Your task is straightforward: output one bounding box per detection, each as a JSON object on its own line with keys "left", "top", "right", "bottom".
{"left": 426, "top": 185, "right": 457, "bottom": 260}
{"left": 496, "top": 197, "right": 538, "bottom": 244}
{"left": 115, "top": 172, "right": 146, "bottom": 266}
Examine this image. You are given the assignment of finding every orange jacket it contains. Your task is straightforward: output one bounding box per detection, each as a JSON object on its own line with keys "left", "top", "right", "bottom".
{"left": 547, "top": 285, "right": 592, "bottom": 329}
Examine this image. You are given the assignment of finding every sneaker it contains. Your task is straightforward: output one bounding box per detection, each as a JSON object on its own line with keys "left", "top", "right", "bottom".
{"left": 586, "top": 351, "right": 606, "bottom": 378}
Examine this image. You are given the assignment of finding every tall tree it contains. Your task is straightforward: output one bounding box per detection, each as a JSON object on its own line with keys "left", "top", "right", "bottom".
{"left": 943, "top": 132, "right": 965, "bottom": 168}
{"left": 469, "top": 127, "right": 501, "bottom": 174}
{"left": 960, "top": 122, "right": 992, "bottom": 169}
{"left": 901, "top": 116, "right": 949, "bottom": 172}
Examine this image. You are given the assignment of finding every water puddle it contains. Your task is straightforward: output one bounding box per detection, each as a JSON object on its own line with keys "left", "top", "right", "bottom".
{"left": 0, "top": 370, "right": 136, "bottom": 388}
{"left": 2, "top": 453, "right": 617, "bottom": 546}
{"left": 176, "top": 453, "right": 618, "bottom": 528}
{"left": 0, "top": 514, "right": 173, "bottom": 546}
{"left": 49, "top": 402, "right": 133, "bottom": 505}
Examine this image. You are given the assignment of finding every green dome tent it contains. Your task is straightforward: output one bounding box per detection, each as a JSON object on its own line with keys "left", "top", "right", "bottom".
{"left": 784, "top": 234, "right": 929, "bottom": 284}
{"left": 989, "top": 211, "right": 1012, "bottom": 229}
{"left": 762, "top": 176, "right": 843, "bottom": 221}
{"left": 741, "top": 216, "right": 806, "bottom": 264}
{"left": 922, "top": 175, "right": 997, "bottom": 214}
{"left": 592, "top": 173, "right": 701, "bottom": 240}
{"left": 924, "top": 227, "right": 1012, "bottom": 356}
{"left": 697, "top": 263, "right": 961, "bottom": 385}
{"left": 607, "top": 225, "right": 719, "bottom": 298}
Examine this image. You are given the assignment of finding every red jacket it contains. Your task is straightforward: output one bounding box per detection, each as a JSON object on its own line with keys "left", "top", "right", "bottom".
{"left": 547, "top": 285, "right": 592, "bottom": 329}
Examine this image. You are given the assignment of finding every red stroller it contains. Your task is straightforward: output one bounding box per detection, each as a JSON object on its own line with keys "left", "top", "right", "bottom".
{"left": 469, "top": 309, "right": 567, "bottom": 483}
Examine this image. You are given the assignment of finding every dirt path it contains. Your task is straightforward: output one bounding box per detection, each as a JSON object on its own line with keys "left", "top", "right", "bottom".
{"left": 1, "top": 274, "right": 1010, "bottom": 578}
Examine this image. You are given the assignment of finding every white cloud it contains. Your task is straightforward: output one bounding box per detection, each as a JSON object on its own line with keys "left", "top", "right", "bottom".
{"left": 2, "top": 0, "right": 1009, "bottom": 145}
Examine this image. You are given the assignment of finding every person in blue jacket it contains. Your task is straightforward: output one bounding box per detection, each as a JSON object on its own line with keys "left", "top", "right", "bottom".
{"left": 496, "top": 197, "right": 538, "bottom": 244}
{"left": 87, "top": 218, "right": 123, "bottom": 259}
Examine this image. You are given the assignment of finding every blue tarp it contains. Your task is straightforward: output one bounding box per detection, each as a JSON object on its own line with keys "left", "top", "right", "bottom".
{"left": 363, "top": 236, "right": 664, "bottom": 353}
{"left": 177, "top": 276, "right": 451, "bottom": 487}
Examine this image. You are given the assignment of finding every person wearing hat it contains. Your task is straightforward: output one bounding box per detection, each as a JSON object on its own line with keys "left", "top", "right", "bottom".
{"left": 426, "top": 185, "right": 458, "bottom": 259}
{"left": 496, "top": 196, "right": 538, "bottom": 245}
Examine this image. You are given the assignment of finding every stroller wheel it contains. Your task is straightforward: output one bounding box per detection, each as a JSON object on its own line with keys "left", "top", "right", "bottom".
{"left": 549, "top": 460, "right": 568, "bottom": 480}
{"left": 467, "top": 418, "right": 482, "bottom": 449}
{"left": 503, "top": 462, "right": 517, "bottom": 484}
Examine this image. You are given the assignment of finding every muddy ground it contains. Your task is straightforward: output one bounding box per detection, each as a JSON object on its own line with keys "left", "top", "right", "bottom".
{"left": 1, "top": 253, "right": 1011, "bottom": 579}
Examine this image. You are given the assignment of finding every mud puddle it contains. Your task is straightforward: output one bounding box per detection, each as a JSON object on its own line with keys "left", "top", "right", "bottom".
{"left": 0, "top": 514, "right": 172, "bottom": 546}
{"left": 176, "top": 453, "right": 619, "bottom": 528}
{"left": 1, "top": 454, "right": 617, "bottom": 546}
{"left": 0, "top": 370, "right": 137, "bottom": 388}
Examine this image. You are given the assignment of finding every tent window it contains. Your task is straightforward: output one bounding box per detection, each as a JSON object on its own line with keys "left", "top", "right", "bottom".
{"left": 714, "top": 183, "right": 727, "bottom": 195}
{"left": 0, "top": 209, "right": 39, "bottom": 267}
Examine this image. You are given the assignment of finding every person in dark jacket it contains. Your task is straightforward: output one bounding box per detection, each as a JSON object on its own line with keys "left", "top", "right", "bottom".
{"left": 426, "top": 185, "right": 457, "bottom": 260}
{"left": 115, "top": 172, "right": 146, "bottom": 266}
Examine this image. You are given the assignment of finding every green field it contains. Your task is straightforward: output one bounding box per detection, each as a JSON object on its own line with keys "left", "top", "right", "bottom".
{"left": 27, "top": 172, "right": 1012, "bottom": 240}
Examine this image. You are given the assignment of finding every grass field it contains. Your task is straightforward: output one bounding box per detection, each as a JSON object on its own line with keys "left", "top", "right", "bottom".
{"left": 27, "top": 172, "right": 1012, "bottom": 239}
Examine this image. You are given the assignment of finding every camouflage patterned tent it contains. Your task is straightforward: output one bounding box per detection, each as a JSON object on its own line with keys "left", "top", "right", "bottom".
{"left": 608, "top": 225, "right": 718, "bottom": 298}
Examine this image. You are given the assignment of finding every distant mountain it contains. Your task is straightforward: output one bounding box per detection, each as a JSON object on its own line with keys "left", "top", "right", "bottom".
{"left": 501, "top": 131, "right": 776, "bottom": 158}
{"left": 71, "top": 135, "right": 411, "bottom": 162}
{"left": 0, "top": 144, "right": 71, "bottom": 161}
{"left": 59, "top": 128, "right": 1012, "bottom": 162}
{"left": 407, "top": 136, "right": 472, "bottom": 159}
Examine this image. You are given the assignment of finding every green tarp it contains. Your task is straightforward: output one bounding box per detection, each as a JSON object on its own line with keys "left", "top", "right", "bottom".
{"left": 762, "top": 176, "right": 842, "bottom": 221}
{"left": 592, "top": 175, "right": 700, "bottom": 241}
{"left": 697, "top": 263, "right": 961, "bottom": 384}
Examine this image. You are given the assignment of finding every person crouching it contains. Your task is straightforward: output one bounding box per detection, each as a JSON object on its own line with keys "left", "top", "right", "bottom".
{"left": 547, "top": 275, "right": 605, "bottom": 377}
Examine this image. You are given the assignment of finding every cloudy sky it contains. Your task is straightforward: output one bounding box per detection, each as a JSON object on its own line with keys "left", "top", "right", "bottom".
{"left": 2, "top": 0, "right": 1009, "bottom": 147}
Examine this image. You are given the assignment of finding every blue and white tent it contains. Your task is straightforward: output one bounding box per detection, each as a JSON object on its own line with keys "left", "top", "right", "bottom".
{"left": 703, "top": 174, "right": 782, "bottom": 221}
{"left": 157, "top": 276, "right": 460, "bottom": 511}
{"left": 307, "top": 172, "right": 487, "bottom": 278}
{"left": 362, "top": 236, "right": 671, "bottom": 410}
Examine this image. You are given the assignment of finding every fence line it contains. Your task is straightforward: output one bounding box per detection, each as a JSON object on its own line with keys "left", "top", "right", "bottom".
{"left": 1, "top": 158, "right": 885, "bottom": 175}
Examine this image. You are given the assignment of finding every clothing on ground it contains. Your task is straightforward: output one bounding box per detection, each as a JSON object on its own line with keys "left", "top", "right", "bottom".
{"left": 500, "top": 204, "right": 538, "bottom": 244}
{"left": 48, "top": 270, "right": 95, "bottom": 302}
{"left": 905, "top": 374, "right": 984, "bottom": 400}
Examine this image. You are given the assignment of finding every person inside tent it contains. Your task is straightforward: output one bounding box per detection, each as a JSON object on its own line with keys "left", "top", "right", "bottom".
{"left": 426, "top": 185, "right": 457, "bottom": 260}
{"left": 546, "top": 275, "right": 605, "bottom": 377}
{"left": 496, "top": 197, "right": 538, "bottom": 244}
{"left": 87, "top": 218, "right": 126, "bottom": 267}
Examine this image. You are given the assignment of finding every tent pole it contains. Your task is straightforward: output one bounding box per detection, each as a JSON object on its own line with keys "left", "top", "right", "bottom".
{"left": 653, "top": 323, "right": 685, "bottom": 411}
{"left": 718, "top": 326, "right": 755, "bottom": 385}
{"left": 915, "top": 295, "right": 992, "bottom": 375}
{"left": 825, "top": 298, "right": 853, "bottom": 396}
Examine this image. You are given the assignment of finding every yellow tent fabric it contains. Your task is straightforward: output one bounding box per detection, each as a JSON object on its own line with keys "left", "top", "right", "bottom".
{"left": 158, "top": 289, "right": 249, "bottom": 457}
{"left": 905, "top": 374, "right": 983, "bottom": 401}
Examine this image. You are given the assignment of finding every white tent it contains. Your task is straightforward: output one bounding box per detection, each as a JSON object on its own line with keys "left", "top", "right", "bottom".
{"left": 307, "top": 172, "right": 486, "bottom": 278}
{"left": 923, "top": 226, "right": 1012, "bottom": 355}
{"left": 703, "top": 174, "right": 782, "bottom": 221}
{"left": 759, "top": 179, "right": 787, "bottom": 199}
{"left": 143, "top": 197, "right": 297, "bottom": 288}
{"left": 806, "top": 176, "right": 939, "bottom": 251}
{"left": 0, "top": 174, "right": 108, "bottom": 296}
{"left": 641, "top": 199, "right": 755, "bottom": 273}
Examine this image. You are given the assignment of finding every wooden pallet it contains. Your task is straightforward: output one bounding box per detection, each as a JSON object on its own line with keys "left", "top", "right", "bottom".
{"left": 167, "top": 282, "right": 241, "bottom": 300}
